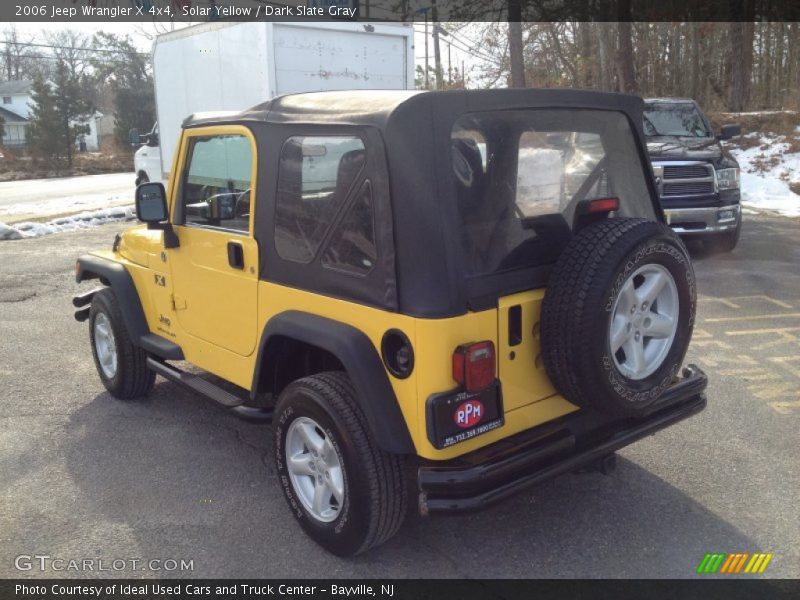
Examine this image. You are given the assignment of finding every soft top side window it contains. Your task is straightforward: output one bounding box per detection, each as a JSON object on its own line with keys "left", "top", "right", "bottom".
{"left": 274, "top": 135, "right": 366, "bottom": 264}
{"left": 322, "top": 180, "right": 376, "bottom": 276}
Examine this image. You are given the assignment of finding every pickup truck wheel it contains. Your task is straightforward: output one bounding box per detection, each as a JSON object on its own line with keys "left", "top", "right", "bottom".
{"left": 541, "top": 218, "right": 696, "bottom": 417}
{"left": 89, "top": 288, "right": 155, "bottom": 399}
{"left": 135, "top": 172, "right": 149, "bottom": 187}
{"left": 274, "top": 372, "right": 407, "bottom": 556}
{"left": 708, "top": 215, "right": 742, "bottom": 253}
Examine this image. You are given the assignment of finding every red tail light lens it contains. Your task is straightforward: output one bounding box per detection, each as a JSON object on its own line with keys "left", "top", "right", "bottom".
{"left": 587, "top": 197, "right": 619, "bottom": 214}
{"left": 453, "top": 341, "right": 496, "bottom": 393}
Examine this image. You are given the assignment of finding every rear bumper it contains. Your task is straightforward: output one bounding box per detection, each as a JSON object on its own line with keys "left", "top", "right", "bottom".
{"left": 664, "top": 203, "right": 740, "bottom": 235}
{"left": 417, "top": 364, "right": 707, "bottom": 515}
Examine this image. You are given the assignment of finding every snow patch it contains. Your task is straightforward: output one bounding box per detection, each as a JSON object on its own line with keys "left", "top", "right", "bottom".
{"left": 0, "top": 206, "right": 135, "bottom": 240}
{"left": 739, "top": 173, "right": 800, "bottom": 217}
{"left": 0, "top": 193, "right": 130, "bottom": 217}
{"left": 725, "top": 131, "right": 800, "bottom": 217}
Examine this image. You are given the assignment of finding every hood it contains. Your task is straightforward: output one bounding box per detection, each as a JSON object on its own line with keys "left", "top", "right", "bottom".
{"left": 646, "top": 136, "right": 739, "bottom": 169}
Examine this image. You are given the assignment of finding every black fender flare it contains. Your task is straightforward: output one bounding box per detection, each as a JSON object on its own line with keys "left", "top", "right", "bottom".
{"left": 76, "top": 255, "right": 150, "bottom": 339}
{"left": 75, "top": 254, "right": 183, "bottom": 361}
{"left": 252, "top": 310, "right": 415, "bottom": 455}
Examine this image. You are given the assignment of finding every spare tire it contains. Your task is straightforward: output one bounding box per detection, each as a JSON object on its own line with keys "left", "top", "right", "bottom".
{"left": 541, "top": 218, "right": 696, "bottom": 417}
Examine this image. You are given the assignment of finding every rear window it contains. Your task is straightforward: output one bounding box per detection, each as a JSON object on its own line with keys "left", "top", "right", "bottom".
{"left": 451, "top": 109, "right": 655, "bottom": 276}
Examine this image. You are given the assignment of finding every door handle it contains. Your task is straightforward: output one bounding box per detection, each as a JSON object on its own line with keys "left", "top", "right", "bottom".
{"left": 227, "top": 241, "right": 244, "bottom": 269}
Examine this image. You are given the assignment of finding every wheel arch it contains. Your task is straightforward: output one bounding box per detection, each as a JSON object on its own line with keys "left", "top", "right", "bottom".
{"left": 252, "top": 311, "right": 415, "bottom": 455}
{"left": 76, "top": 255, "right": 149, "bottom": 340}
{"left": 75, "top": 254, "right": 184, "bottom": 361}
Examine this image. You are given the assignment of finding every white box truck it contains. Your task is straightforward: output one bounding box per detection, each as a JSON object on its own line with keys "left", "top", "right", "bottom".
{"left": 133, "top": 21, "right": 415, "bottom": 186}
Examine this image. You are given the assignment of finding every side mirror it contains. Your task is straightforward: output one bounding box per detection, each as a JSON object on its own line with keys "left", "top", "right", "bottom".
{"left": 135, "top": 182, "right": 168, "bottom": 223}
{"left": 129, "top": 128, "right": 142, "bottom": 145}
{"left": 718, "top": 124, "right": 741, "bottom": 140}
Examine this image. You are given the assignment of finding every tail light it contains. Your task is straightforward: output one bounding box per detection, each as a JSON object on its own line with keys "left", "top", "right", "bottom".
{"left": 453, "top": 341, "right": 496, "bottom": 393}
{"left": 586, "top": 197, "right": 619, "bottom": 213}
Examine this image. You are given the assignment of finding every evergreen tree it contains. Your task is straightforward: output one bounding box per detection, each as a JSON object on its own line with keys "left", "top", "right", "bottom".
{"left": 26, "top": 77, "right": 63, "bottom": 164}
{"left": 26, "top": 62, "right": 92, "bottom": 169}
{"left": 91, "top": 32, "right": 155, "bottom": 148}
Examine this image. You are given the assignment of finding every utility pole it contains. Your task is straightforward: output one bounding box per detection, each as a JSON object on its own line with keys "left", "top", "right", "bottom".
{"left": 448, "top": 41, "right": 452, "bottom": 87}
{"left": 431, "top": 1, "right": 443, "bottom": 90}
{"left": 424, "top": 12, "right": 429, "bottom": 90}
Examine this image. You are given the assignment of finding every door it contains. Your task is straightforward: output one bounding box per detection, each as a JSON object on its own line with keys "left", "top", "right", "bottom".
{"left": 169, "top": 126, "right": 259, "bottom": 357}
{"left": 272, "top": 24, "right": 409, "bottom": 92}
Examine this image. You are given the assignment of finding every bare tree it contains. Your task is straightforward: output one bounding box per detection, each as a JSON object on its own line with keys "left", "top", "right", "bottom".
{"left": 1, "top": 26, "right": 37, "bottom": 81}
{"left": 727, "top": 22, "right": 752, "bottom": 111}
{"left": 44, "top": 30, "right": 93, "bottom": 80}
{"left": 596, "top": 23, "right": 615, "bottom": 91}
{"left": 447, "top": 19, "right": 790, "bottom": 111}
{"left": 507, "top": 0, "right": 526, "bottom": 87}
{"left": 615, "top": 0, "right": 638, "bottom": 94}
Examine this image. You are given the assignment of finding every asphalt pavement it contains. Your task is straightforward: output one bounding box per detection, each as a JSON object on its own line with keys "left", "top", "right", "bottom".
{"left": 0, "top": 212, "right": 798, "bottom": 578}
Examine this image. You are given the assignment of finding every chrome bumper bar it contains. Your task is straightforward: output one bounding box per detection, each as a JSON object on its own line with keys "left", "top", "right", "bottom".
{"left": 664, "top": 204, "right": 740, "bottom": 235}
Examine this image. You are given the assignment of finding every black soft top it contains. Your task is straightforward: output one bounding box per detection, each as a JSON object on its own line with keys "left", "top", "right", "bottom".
{"left": 184, "top": 88, "right": 646, "bottom": 131}
{"left": 183, "top": 89, "right": 659, "bottom": 318}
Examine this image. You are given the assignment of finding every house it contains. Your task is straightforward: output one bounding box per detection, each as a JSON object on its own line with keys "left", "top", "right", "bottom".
{"left": 0, "top": 79, "right": 105, "bottom": 152}
{"left": 0, "top": 80, "right": 33, "bottom": 149}
{"left": 0, "top": 106, "right": 28, "bottom": 150}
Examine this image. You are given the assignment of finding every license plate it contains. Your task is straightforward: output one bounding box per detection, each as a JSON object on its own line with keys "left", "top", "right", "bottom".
{"left": 426, "top": 382, "right": 504, "bottom": 449}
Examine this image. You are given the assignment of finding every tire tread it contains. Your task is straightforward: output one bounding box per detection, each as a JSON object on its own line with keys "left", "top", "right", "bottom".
{"left": 281, "top": 371, "right": 407, "bottom": 554}
{"left": 90, "top": 288, "right": 155, "bottom": 399}
{"left": 541, "top": 218, "right": 694, "bottom": 414}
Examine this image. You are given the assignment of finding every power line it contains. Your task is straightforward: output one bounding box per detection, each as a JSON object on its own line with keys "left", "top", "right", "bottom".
{"left": 0, "top": 40, "right": 149, "bottom": 57}
{"left": 7, "top": 53, "right": 139, "bottom": 65}
{"left": 412, "top": 23, "right": 503, "bottom": 66}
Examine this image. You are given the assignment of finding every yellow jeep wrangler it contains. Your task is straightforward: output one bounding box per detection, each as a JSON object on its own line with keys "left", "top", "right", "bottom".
{"left": 74, "top": 89, "right": 707, "bottom": 555}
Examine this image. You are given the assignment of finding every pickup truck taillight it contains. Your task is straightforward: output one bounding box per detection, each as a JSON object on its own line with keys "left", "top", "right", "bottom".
{"left": 453, "top": 341, "right": 496, "bottom": 393}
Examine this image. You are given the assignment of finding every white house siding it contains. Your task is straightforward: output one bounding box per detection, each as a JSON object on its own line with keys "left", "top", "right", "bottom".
{"left": 74, "top": 114, "right": 101, "bottom": 152}
{"left": 1, "top": 93, "right": 32, "bottom": 119}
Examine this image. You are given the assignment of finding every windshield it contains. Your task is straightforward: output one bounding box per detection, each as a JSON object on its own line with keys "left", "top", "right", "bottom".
{"left": 643, "top": 103, "right": 710, "bottom": 138}
{"left": 452, "top": 109, "right": 656, "bottom": 277}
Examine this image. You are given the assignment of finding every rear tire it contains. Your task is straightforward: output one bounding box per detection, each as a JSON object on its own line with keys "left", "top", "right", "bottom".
{"left": 89, "top": 288, "right": 155, "bottom": 399}
{"left": 541, "top": 218, "right": 696, "bottom": 417}
{"left": 274, "top": 372, "right": 407, "bottom": 556}
{"left": 135, "top": 172, "right": 149, "bottom": 187}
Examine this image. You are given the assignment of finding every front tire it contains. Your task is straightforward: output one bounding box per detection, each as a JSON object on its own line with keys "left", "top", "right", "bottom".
{"left": 89, "top": 288, "right": 155, "bottom": 399}
{"left": 708, "top": 215, "right": 742, "bottom": 253}
{"left": 274, "top": 372, "right": 407, "bottom": 556}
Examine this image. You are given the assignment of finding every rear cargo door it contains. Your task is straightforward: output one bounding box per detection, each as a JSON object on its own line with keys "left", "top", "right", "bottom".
{"left": 497, "top": 290, "right": 557, "bottom": 411}
{"left": 273, "top": 24, "right": 409, "bottom": 92}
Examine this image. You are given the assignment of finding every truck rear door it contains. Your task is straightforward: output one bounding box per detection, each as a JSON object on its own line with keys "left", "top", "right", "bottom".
{"left": 272, "top": 24, "right": 410, "bottom": 92}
